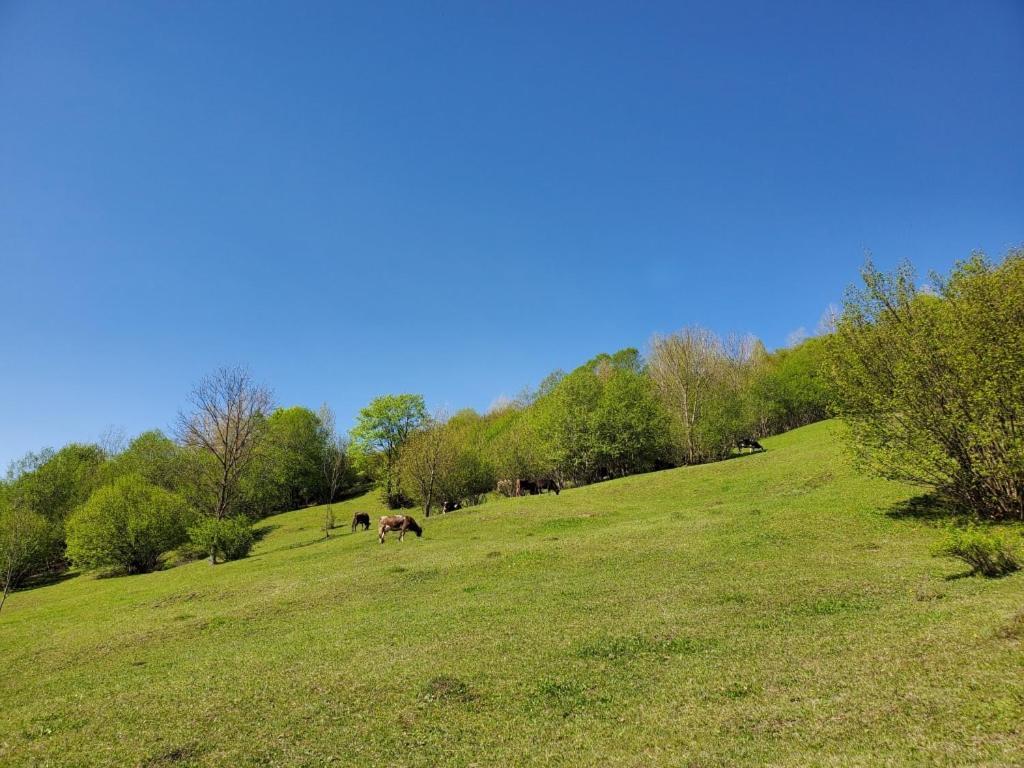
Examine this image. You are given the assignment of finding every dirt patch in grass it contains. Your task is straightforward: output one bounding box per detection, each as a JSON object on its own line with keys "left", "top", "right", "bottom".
{"left": 141, "top": 744, "right": 202, "bottom": 766}
{"left": 995, "top": 610, "right": 1024, "bottom": 641}
{"left": 421, "top": 675, "right": 475, "bottom": 703}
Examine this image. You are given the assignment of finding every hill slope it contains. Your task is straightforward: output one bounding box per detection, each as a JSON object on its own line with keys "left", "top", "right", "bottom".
{"left": 2, "top": 421, "right": 1022, "bottom": 767}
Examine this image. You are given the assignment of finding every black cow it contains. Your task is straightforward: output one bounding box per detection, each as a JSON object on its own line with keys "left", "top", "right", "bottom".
{"left": 736, "top": 438, "right": 765, "bottom": 453}
{"left": 351, "top": 512, "right": 371, "bottom": 532}
{"left": 441, "top": 500, "right": 462, "bottom": 513}
{"left": 537, "top": 477, "right": 561, "bottom": 495}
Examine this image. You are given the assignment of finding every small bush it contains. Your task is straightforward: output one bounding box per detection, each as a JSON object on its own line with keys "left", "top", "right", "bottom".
{"left": 187, "top": 516, "right": 255, "bottom": 564}
{"left": 66, "top": 475, "right": 192, "bottom": 575}
{"left": 932, "top": 527, "right": 1021, "bottom": 578}
{"left": 0, "top": 505, "right": 64, "bottom": 592}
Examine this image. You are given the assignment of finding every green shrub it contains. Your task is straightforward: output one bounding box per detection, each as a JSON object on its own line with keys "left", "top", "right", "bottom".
{"left": 1, "top": 504, "right": 64, "bottom": 599}
{"left": 66, "top": 475, "right": 192, "bottom": 575}
{"left": 828, "top": 252, "right": 1024, "bottom": 520}
{"left": 932, "top": 527, "right": 1021, "bottom": 577}
{"left": 187, "top": 516, "right": 255, "bottom": 564}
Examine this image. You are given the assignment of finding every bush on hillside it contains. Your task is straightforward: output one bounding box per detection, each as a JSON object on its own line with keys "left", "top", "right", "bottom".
{"left": 66, "top": 475, "right": 193, "bottom": 575}
{"left": 828, "top": 251, "right": 1024, "bottom": 520}
{"left": 1, "top": 502, "right": 64, "bottom": 599}
{"left": 932, "top": 527, "right": 1021, "bottom": 578}
{"left": 187, "top": 516, "right": 255, "bottom": 564}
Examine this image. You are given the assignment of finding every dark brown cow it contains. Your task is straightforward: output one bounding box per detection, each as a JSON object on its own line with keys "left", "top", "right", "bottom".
{"left": 351, "top": 512, "right": 371, "bottom": 532}
{"left": 378, "top": 514, "right": 423, "bottom": 544}
{"left": 508, "top": 477, "right": 561, "bottom": 496}
{"left": 516, "top": 479, "right": 539, "bottom": 496}
{"left": 736, "top": 438, "right": 765, "bottom": 453}
{"left": 537, "top": 477, "right": 561, "bottom": 495}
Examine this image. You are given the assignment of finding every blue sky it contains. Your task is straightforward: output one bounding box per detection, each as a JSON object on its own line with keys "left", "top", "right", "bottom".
{"left": 1, "top": 1, "right": 1022, "bottom": 469}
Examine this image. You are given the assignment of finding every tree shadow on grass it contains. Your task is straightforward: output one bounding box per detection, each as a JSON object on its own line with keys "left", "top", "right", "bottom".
{"left": 885, "top": 494, "right": 974, "bottom": 524}
{"left": 252, "top": 523, "right": 280, "bottom": 542}
{"left": 15, "top": 568, "right": 78, "bottom": 590}
{"left": 886, "top": 493, "right": 1022, "bottom": 528}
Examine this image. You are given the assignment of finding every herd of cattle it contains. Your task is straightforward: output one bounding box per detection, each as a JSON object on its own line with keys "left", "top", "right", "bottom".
{"left": 352, "top": 438, "right": 765, "bottom": 545}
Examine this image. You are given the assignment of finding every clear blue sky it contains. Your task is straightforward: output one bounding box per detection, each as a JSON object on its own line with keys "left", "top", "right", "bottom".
{"left": 1, "top": 1, "right": 1022, "bottom": 469}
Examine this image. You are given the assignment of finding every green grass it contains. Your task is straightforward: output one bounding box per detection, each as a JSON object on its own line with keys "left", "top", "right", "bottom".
{"left": 2, "top": 421, "right": 1023, "bottom": 767}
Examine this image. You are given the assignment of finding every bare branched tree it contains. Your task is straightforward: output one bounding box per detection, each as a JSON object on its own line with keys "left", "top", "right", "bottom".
{"left": 317, "top": 404, "right": 350, "bottom": 538}
{"left": 176, "top": 367, "right": 274, "bottom": 524}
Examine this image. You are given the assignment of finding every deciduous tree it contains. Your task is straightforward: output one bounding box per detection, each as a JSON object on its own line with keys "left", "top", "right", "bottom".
{"left": 176, "top": 367, "right": 274, "bottom": 536}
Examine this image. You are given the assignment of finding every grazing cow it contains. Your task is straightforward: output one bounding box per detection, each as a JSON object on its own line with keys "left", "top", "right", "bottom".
{"left": 515, "top": 479, "right": 540, "bottom": 496}
{"left": 537, "top": 477, "right": 561, "bottom": 495}
{"left": 378, "top": 514, "right": 423, "bottom": 544}
{"left": 351, "top": 512, "right": 371, "bottom": 532}
{"left": 441, "top": 500, "right": 462, "bottom": 513}
{"left": 736, "top": 438, "right": 765, "bottom": 453}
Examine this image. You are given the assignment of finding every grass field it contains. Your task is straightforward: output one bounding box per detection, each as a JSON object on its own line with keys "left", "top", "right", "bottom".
{"left": 1, "top": 420, "right": 1022, "bottom": 767}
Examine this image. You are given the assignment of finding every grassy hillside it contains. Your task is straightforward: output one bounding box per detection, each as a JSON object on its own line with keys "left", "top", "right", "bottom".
{"left": 1, "top": 421, "right": 1022, "bottom": 767}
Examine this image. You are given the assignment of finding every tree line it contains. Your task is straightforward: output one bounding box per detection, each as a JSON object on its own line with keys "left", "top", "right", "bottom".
{"left": 0, "top": 368, "right": 364, "bottom": 609}
{"left": 2, "top": 248, "right": 1021, "bottom": 611}
{"left": 356, "top": 337, "right": 831, "bottom": 516}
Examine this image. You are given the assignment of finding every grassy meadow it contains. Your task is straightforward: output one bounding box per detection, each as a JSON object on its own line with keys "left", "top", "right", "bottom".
{"left": 1, "top": 420, "right": 1022, "bottom": 767}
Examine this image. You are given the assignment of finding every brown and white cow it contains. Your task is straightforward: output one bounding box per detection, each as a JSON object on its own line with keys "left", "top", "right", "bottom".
{"left": 378, "top": 515, "right": 424, "bottom": 544}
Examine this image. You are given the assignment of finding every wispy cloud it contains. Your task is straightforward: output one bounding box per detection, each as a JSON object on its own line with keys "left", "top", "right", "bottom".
{"left": 785, "top": 327, "right": 808, "bottom": 347}
{"left": 487, "top": 394, "right": 515, "bottom": 413}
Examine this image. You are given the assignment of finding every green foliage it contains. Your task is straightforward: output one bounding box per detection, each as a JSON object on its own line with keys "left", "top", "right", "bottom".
{"left": 349, "top": 394, "right": 427, "bottom": 498}
{"left": 8, "top": 443, "right": 107, "bottom": 523}
{"left": 105, "top": 430, "right": 188, "bottom": 492}
{"left": 400, "top": 412, "right": 498, "bottom": 514}
{"left": 485, "top": 405, "right": 548, "bottom": 484}
{"left": 66, "top": 475, "right": 193, "bottom": 575}
{"left": 828, "top": 251, "right": 1024, "bottom": 519}
{"left": 533, "top": 365, "right": 604, "bottom": 482}
{"left": 247, "top": 406, "right": 330, "bottom": 514}
{"left": 747, "top": 337, "right": 831, "bottom": 434}
{"left": 648, "top": 329, "right": 758, "bottom": 464}
{"left": 532, "top": 353, "right": 672, "bottom": 483}
{"left": 0, "top": 496, "right": 63, "bottom": 597}
{"left": 932, "top": 526, "right": 1021, "bottom": 577}
{"left": 187, "top": 516, "right": 255, "bottom": 564}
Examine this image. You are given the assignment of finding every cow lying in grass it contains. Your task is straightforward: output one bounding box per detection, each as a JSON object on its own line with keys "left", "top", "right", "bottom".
{"left": 351, "top": 512, "right": 371, "bottom": 532}
{"left": 378, "top": 515, "right": 423, "bottom": 544}
{"left": 736, "top": 438, "right": 765, "bottom": 452}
